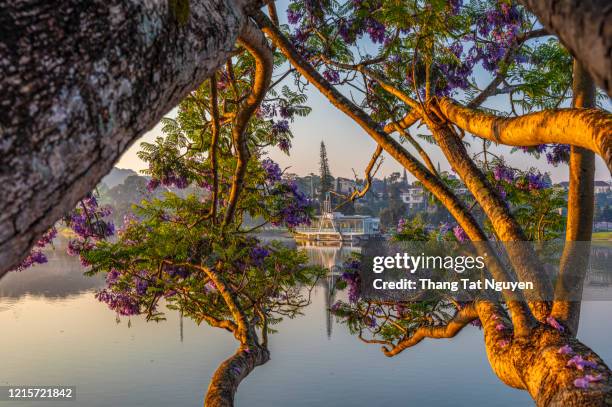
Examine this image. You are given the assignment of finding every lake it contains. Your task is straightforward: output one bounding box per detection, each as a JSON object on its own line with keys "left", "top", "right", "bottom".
{"left": 1, "top": 242, "right": 611, "bottom": 406}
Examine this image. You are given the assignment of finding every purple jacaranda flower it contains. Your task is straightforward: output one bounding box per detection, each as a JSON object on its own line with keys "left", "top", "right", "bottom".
{"left": 546, "top": 144, "right": 570, "bottom": 166}
{"left": 36, "top": 227, "right": 58, "bottom": 247}
{"left": 498, "top": 339, "right": 510, "bottom": 348}
{"left": 271, "top": 119, "right": 290, "bottom": 136}
{"left": 364, "top": 316, "right": 377, "bottom": 328}
{"left": 574, "top": 374, "right": 603, "bottom": 389}
{"left": 453, "top": 225, "right": 469, "bottom": 242}
{"left": 96, "top": 289, "right": 140, "bottom": 316}
{"left": 567, "top": 355, "right": 598, "bottom": 371}
{"left": 262, "top": 158, "right": 282, "bottom": 183}
{"left": 204, "top": 281, "right": 217, "bottom": 293}
{"left": 322, "top": 69, "right": 340, "bottom": 83}
{"left": 495, "top": 323, "right": 505, "bottom": 331}
{"left": 251, "top": 246, "right": 270, "bottom": 267}
{"left": 546, "top": 316, "right": 565, "bottom": 332}
{"left": 106, "top": 268, "right": 121, "bottom": 284}
{"left": 278, "top": 138, "right": 291, "bottom": 154}
{"left": 147, "top": 178, "right": 160, "bottom": 192}
{"left": 558, "top": 345, "right": 574, "bottom": 355}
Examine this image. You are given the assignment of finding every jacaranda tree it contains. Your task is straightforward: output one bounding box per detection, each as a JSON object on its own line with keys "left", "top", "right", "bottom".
{"left": 241, "top": 1, "right": 611, "bottom": 405}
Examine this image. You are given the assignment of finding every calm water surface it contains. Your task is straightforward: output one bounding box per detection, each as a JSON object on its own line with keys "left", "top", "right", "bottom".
{"left": 1, "top": 242, "right": 611, "bottom": 406}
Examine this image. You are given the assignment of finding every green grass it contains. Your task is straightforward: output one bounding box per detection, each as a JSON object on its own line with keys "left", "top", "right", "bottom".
{"left": 593, "top": 231, "right": 612, "bottom": 241}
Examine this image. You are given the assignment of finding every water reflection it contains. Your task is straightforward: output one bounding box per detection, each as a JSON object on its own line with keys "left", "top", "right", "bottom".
{"left": 0, "top": 247, "right": 105, "bottom": 300}
{"left": 0, "top": 240, "right": 611, "bottom": 406}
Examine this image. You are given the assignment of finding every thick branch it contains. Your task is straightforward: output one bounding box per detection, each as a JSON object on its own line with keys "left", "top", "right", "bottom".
{"left": 551, "top": 61, "right": 597, "bottom": 337}
{"left": 204, "top": 345, "right": 270, "bottom": 406}
{"left": 519, "top": 0, "right": 612, "bottom": 97}
{"left": 0, "top": 0, "right": 254, "bottom": 276}
{"left": 224, "top": 20, "right": 273, "bottom": 225}
{"left": 438, "top": 98, "right": 612, "bottom": 173}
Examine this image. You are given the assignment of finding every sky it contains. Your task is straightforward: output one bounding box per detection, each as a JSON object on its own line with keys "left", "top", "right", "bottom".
{"left": 117, "top": 2, "right": 610, "bottom": 184}
{"left": 116, "top": 79, "right": 610, "bottom": 184}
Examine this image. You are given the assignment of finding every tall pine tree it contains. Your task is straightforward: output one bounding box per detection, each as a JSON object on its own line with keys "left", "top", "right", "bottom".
{"left": 319, "top": 141, "right": 333, "bottom": 211}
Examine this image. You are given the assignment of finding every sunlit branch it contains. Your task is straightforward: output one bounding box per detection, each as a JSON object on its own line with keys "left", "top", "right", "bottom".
{"left": 438, "top": 98, "right": 612, "bottom": 173}
{"left": 224, "top": 21, "right": 274, "bottom": 225}
{"left": 381, "top": 303, "right": 479, "bottom": 357}
{"left": 333, "top": 146, "right": 383, "bottom": 211}
{"left": 551, "top": 61, "right": 596, "bottom": 337}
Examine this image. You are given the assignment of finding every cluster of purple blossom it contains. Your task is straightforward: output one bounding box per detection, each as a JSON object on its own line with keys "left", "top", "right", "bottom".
{"left": 453, "top": 225, "right": 469, "bottom": 242}
{"left": 341, "top": 259, "right": 361, "bottom": 303}
{"left": 271, "top": 119, "right": 290, "bottom": 136}
{"left": 96, "top": 289, "right": 140, "bottom": 316}
{"left": 65, "top": 194, "right": 115, "bottom": 266}
{"left": 275, "top": 181, "right": 313, "bottom": 228}
{"left": 493, "top": 163, "right": 516, "bottom": 183}
{"left": 250, "top": 246, "right": 270, "bottom": 267}
{"left": 12, "top": 227, "right": 60, "bottom": 271}
{"left": 492, "top": 162, "right": 551, "bottom": 193}
{"left": 13, "top": 250, "right": 48, "bottom": 271}
{"left": 322, "top": 69, "right": 340, "bottom": 84}
{"left": 396, "top": 218, "right": 407, "bottom": 233}
{"left": 520, "top": 171, "right": 550, "bottom": 191}
{"left": 520, "top": 144, "right": 570, "bottom": 166}
{"left": 262, "top": 158, "right": 283, "bottom": 183}
{"left": 545, "top": 144, "right": 571, "bottom": 166}
{"left": 146, "top": 171, "right": 189, "bottom": 192}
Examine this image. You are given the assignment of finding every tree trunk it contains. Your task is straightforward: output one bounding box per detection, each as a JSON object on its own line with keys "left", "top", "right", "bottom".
{"left": 519, "top": 0, "right": 612, "bottom": 98}
{"left": 551, "top": 61, "right": 596, "bottom": 336}
{"left": 477, "top": 302, "right": 612, "bottom": 407}
{"left": 0, "top": 0, "right": 255, "bottom": 276}
{"left": 204, "top": 345, "right": 270, "bottom": 406}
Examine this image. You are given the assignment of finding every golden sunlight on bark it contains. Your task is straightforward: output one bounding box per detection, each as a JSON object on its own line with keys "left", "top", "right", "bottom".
{"left": 438, "top": 98, "right": 612, "bottom": 173}
{"left": 551, "top": 61, "right": 596, "bottom": 337}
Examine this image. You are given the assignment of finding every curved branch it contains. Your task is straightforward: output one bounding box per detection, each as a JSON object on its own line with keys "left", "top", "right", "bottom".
{"left": 438, "top": 98, "right": 612, "bottom": 172}
{"left": 224, "top": 20, "right": 274, "bottom": 225}
{"left": 381, "top": 303, "right": 479, "bottom": 357}
{"left": 204, "top": 345, "right": 270, "bottom": 406}
{"left": 346, "top": 146, "right": 383, "bottom": 202}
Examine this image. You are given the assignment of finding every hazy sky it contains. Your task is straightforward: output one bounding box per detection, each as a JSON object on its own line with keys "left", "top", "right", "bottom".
{"left": 116, "top": 81, "right": 610, "bottom": 183}
{"left": 117, "top": 3, "right": 610, "bottom": 184}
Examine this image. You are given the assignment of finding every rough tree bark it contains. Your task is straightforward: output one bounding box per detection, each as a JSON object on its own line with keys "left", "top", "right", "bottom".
{"left": 551, "top": 61, "right": 596, "bottom": 337}
{"left": 519, "top": 0, "right": 612, "bottom": 97}
{"left": 0, "top": 0, "right": 259, "bottom": 276}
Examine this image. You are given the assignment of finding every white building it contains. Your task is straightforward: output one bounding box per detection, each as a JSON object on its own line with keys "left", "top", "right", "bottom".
{"left": 400, "top": 185, "right": 426, "bottom": 208}
{"left": 594, "top": 181, "right": 611, "bottom": 194}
